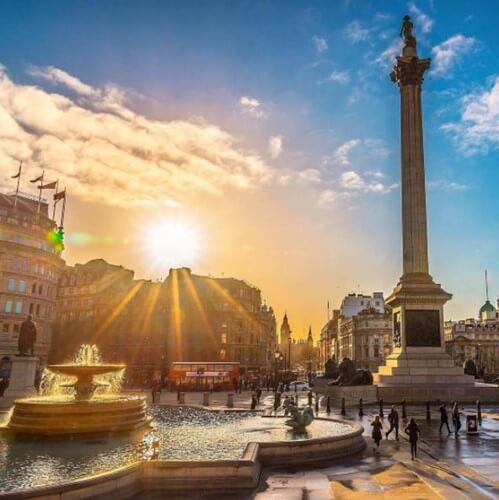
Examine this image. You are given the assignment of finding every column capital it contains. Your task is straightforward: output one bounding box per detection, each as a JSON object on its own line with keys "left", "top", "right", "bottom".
{"left": 390, "top": 56, "right": 431, "bottom": 87}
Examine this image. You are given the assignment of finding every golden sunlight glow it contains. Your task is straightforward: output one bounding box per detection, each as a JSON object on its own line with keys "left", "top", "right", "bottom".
{"left": 147, "top": 220, "right": 200, "bottom": 268}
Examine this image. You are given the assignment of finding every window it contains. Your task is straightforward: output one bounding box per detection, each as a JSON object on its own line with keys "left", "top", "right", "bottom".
{"left": 15, "top": 301, "right": 23, "bottom": 314}
{"left": 4, "top": 300, "right": 13, "bottom": 313}
{"left": 221, "top": 333, "right": 227, "bottom": 344}
{"left": 220, "top": 349, "right": 226, "bottom": 360}
{"left": 18, "top": 280, "right": 26, "bottom": 292}
{"left": 2, "top": 323, "right": 9, "bottom": 333}
{"left": 31, "top": 283, "right": 36, "bottom": 294}
{"left": 35, "top": 304, "right": 40, "bottom": 316}
{"left": 38, "top": 284, "right": 43, "bottom": 295}
{"left": 29, "top": 303, "right": 34, "bottom": 314}
{"left": 13, "top": 324, "right": 19, "bottom": 333}
{"left": 7, "top": 279, "right": 16, "bottom": 291}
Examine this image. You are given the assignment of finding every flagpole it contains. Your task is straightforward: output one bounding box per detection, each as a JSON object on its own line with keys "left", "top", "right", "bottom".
{"left": 52, "top": 180, "right": 59, "bottom": 220}
{"left": 60, "top": 189, "right": 67, "bottom": 229}
{"left": 14, "top": 161, "right": 22, "bottom": 208}
{"left": 36, "top": 170, "right": 45, "bottom": 215}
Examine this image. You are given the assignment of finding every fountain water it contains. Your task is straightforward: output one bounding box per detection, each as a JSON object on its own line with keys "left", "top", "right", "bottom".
{"left": 2, "top": 345, "right": 149, "bottom": 436}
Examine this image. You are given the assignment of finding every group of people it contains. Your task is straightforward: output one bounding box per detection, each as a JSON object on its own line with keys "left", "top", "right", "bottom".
{"left": 371, "top": 401, "right": 465, "bottom": 460}
{"left": 371, "top": 406, "right": 421, "bottom": 459}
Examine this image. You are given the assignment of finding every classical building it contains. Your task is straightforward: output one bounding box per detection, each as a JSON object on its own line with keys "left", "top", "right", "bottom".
{"left": 340, "top": 292, "right": 385, "bottom": 317}
{"left": 0, "top": 192, "right": 65, "bottom": 362}
{"left": 164, "top": 267, "right": 276, "bottom": 374}
{"left": 319, "top": 309, "right": 340, "bottom": 366}
{"left": 338, "top": 308, "right": 392, "bottom": 372}
{"left": 444, "top": 298, "right": 499, "bottom": 376}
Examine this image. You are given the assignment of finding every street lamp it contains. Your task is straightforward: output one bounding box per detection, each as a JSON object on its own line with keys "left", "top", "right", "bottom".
{"left": 287, "top": 337, "right": 292, "bottom": 373}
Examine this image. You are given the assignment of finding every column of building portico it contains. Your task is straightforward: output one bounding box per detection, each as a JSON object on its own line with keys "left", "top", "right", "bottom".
{"left": 373, "top": 16, "right": 473, "bottom": 389}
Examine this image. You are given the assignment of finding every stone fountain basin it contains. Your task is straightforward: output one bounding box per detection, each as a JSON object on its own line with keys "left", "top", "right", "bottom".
{"left": 47, "top": 364, "right": 125, "bottom": 376}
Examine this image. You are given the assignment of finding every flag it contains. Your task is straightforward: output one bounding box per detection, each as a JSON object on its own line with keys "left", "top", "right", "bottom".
{"left": 30, "top": 175, "right": 43, "bottom": 183}
{"left": 38, "top": 181, "right": 58, "bottom": 190}
{"left": 11, "top": 163, "right": 22, "bottom": 179}
{"left": 53, "top": 189, "right": 66, "bottom": 201}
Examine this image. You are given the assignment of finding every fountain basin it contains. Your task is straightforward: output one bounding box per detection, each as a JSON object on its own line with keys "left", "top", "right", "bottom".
{"left": 4, "top": 396, "right": 148, "bottom": 436}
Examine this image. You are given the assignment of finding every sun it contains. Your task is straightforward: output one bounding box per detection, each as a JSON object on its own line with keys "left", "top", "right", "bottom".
{"left": 147, "top": 220, "right": 200, "bottom": 268}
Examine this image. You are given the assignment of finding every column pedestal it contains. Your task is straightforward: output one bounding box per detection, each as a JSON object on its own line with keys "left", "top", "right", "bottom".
{"left": 3, "top": 356, "right": 38, "bottom": 400}
{"left": 374, "top": 275, "right": 474, "bottom": 386}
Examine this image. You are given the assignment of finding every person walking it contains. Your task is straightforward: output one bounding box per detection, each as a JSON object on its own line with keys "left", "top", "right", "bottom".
{"left": 452, "top": 401, "right": 461, "bottom": 437}
{"left": 386, "top": 405, "right": 400, "bottom": 440}
{"left": 371, "top": 415, "right": 383, "bottom": 455}
{"left": 404, "top": 418, "right": 421, "bottom": 460}
{"left": 250, "top": 391, "right": 257, "bottom": 410}
{"left": 307, "top": 390, "right": 313, "bottom": 407}
{"left": 439, "top": 403, "right": 451, "bottom": 436}
{"left": 256, "top": 387, "right": 262, "bottom": 404}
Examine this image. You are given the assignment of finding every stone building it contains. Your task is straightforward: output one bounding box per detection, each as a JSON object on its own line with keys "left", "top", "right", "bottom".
{"left": 444, "top": 298, "right": 499, "bottom": 376}
{"left": 340, "top": 292, "right": 385, "bottom": 317}
{"left": 164, "top": 267, "right": 276, "bottom": 375}
{"left": 0, "top": 192, "right": 65, "bottom": 362}
{"left": 338, "top": 308, "right": 392, "bottom": 372}
{"left": 319, "top": 309, "right": 340, "bottom": 367}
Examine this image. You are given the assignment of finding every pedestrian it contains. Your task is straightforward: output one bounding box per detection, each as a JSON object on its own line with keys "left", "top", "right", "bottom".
{"left": 371, "top": 415, "right": 383, "bottom": 454}
{"left": 274, "top": 391, "right": 281, "bottom": 412}
{"left": 385, "top": 405, "right": 399, "bottom": 440}
{"left": 151, "top": 380, "right": 158, "bottom": 404}
{"left": 251, "top": 391, "right": 257, "bottom": 410}
{"left": 439, "top": 403, "right": 451, "bottom": 435}
{"left": 256, "top": 387, "right": 262, "bottom": 403}
{"left": 452, "top": 401, "right": 461, "bottom": 437}
{"left": 404, "top": 418, "right": 421, "bottom": 460}
{"left": 307, "top": 390, "right": 313, "bottom": 407}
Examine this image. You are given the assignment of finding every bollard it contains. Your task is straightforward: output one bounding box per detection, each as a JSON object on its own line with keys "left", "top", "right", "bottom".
{"left": 315, "top": 393, "right": 319, "bottom": 414}
{"left": 359, "top": 398, "right": 364, "bottom": 417}
{"left": 227, "top": 393, "right": 234, "bottom": 408}
{"left": 402, "top": 400, "right": 407, "bottom": 419}
{"left": 177, "top": 389, "right": 181, "bottom": 403}
{"left": 179, "top": 392, "right": 185, "bottom": 405}
{"left": 203, "top": 392, "right": 210, "bottom": 406}
{"left": 295, "top": 395, "right": 299, "bottom": 406}
{"left": 426, "top": 400, "right": 431, "bottom": 421}
{"left": 326, "top": 396, "right": 331, "bottom": 414}
{"left": 477, "top": 400, "right": 482, "bottom": 425}
{"left": 379, "top": 399, "right": 384, "bottom": 418}
{"left": 341, "top": 397, "right": 346, "bottom": 416}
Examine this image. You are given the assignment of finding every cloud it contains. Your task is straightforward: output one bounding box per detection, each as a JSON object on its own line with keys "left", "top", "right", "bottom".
{"left": 408, "top": 2, "right": 434, "bottom": 34}
{"left": 428, "top": 180, "right": 469, "bottom": 191}
{"left": 239, "top": 95, "right": 267, "bottom": 118}
{"left": 375, "top": 38, "right": 403, "bottom": 67}
{"left": 269, "top": 135, "right": 283, "bottom": 158}
{"left": 312, "top": 36, "right": 328, "bottom": 54}
{"left": 441, "top": 76, "right": 499, "bottom": 154}
{"left": 344, "top": 21, "right": 370, "bottom": 43}
{"left": 318, "top": 189, "right": 352, "bottom": 206}
{"left": 327, "top": 70, "right": 350, "bottom": 84}
{"left": 0, "top": 65, "right": 273, "bottom": 207}
{"left": 328, "top": 139, "right": 361, "bottom": 166}
{"left": 340, "top": 171, "right": 397, "bottom": 193}
{"left": 297, "top": 168, "right": 321, "bottom": 183}
{"left": 431, "top": 34, "right": 476, "bottom": 77}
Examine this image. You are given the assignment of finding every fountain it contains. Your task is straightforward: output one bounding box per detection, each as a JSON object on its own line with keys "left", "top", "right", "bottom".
{"left": 2, "top": 345, "right": 149, "bottom": 436}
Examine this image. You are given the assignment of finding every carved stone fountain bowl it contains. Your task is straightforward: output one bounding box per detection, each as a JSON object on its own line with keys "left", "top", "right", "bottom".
{"left": 47, "top": 364, "right": 125, "bottom": 377}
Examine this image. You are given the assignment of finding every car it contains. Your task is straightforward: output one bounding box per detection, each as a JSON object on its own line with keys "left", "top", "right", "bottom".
{"left": 288, "top": 381, "right": 310, "bottom": 391}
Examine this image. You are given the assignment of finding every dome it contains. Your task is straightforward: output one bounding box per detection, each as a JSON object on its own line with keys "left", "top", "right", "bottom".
{"left": 479, "top": 300, "right": 496, "bottom": 314}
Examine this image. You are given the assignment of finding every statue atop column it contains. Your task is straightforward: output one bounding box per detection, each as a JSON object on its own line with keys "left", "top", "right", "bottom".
{"left": 18, "top": 314, "right": 37, "bottom": 356}
{"left": 400, "top": 15, "right": 416, "bottom": 47}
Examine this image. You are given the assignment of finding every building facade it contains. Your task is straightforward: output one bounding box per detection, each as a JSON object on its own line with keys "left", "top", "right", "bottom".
{"left": 319, "top": 309, "right": 340, "bottom": 367}
{"left": 164, "top": 267, "right": 276, "bottom": 374}
{"left": 444, "top": 299, "right": 499, "bottom": 377}
{"left": 0, "top": 192, "right": 65, "bottom": 363}
{"left": 338, "top": 308, "right": 392, "bottom": 372}
{"left": 340, "top": 292, "right": 385, "bottom": 317}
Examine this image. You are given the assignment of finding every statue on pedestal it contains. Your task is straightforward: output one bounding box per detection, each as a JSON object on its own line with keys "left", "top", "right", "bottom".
{"left": 400, "top": 15, "right": 416, "bottom": 46}
{"left": 328, "top": 357, "right": 373, "bottom": 386}
{"left": 285, "top": 406, "right": 314, "bottom": 429}
{"left": 18, "top": 315, "right": 37, "bottom": 356}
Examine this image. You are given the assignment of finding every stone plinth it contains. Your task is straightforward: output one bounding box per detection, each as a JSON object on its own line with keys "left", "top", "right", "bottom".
{"left": 3, "top": 356, "right": 38, "bottom": 400}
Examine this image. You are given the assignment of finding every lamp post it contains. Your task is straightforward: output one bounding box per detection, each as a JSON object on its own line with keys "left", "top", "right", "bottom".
{"left": 287, "top": 337, "right": 292, "bottom": 374}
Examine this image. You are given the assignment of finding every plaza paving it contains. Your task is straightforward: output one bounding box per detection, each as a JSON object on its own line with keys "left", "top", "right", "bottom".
{"left": 146, "top": 389, "right": 499, "bottom": 499}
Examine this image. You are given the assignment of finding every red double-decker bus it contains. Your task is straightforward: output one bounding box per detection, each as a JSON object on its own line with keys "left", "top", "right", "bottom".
{"left": 169, "top": 362, "right": 240, "bottom": 391}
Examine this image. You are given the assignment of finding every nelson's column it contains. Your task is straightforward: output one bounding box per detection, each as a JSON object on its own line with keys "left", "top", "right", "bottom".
{"left": 373, "top": 16, "right": 473, "bottom": 394}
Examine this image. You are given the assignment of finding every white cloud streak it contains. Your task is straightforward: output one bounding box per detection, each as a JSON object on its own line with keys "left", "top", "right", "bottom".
{"left": 312, "top": 36, "right": 328, "bottom": 54}
{"left": 431, "top": 34, "right": 476, "bottom": 77}
{"left": 344, "top": 21, "right": 370, "bottom": 43}
{"left": 328, "top": 70, "right": 350, "bottom": 84}
{"left": 340, "top": 171, "right": 397, "bottom": 193}
{"left": 239, "top": 95, "right": 267, "bottom": 118}
{"left": 269, "top": 136, "right": 283, "bottom": 158}
{"left": 408, "top": 2, "right": 434, "bottom": 34}
{"left": 0, "top": 65, "right": 273, "bottom": 207}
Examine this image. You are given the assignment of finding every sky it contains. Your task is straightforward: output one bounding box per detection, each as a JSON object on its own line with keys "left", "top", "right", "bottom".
{"left": 0, "top": 0, "right": 498, "bottom": 339}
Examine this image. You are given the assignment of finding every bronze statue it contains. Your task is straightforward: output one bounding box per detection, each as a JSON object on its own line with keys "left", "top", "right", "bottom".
{"left": 18, "top": 315, "right": 37, "bottom": 356}
{"left": 400, "top": 15, "right": 413, "bottom": 41}
{"left": 328, "top": 357, "right": 373, "bottom": 386}
{"left": 324, "top": 357, "right": 339, "bottom": 379}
